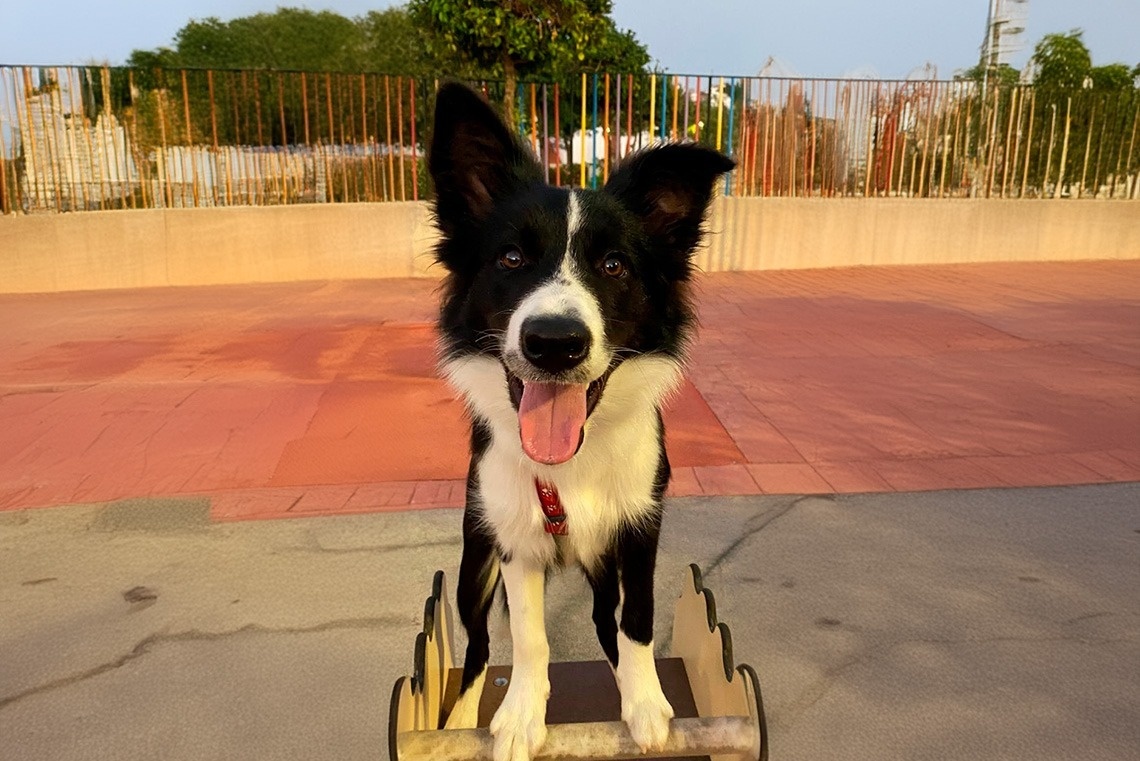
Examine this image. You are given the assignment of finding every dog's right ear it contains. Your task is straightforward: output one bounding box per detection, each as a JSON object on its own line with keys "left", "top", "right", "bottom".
{"left": 428, "top": 83, "right": 542, "bottom": 234}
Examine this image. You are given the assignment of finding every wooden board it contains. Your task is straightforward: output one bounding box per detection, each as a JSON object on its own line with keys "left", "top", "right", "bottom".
{"left": 441, "top": 658, "right": 710, "bottom": 761}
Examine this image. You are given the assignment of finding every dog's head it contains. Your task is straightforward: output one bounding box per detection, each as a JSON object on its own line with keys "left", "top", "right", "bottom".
{"left": 430, "top": 83, "right": 733, "bottom": 465}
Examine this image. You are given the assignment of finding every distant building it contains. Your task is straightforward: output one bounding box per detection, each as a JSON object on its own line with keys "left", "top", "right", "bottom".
{"left": 18, "top": 81, "right": 138, "bottom": 211}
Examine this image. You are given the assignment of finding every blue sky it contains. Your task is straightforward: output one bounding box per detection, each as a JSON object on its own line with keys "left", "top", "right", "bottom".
{"left": 2, "top": 1, "right": 1137, "bottom": 78}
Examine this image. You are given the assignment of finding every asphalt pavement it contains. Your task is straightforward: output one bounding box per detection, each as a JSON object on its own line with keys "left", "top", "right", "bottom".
{"left": 2, "top": 483, "right": 1137, "bottom": 760}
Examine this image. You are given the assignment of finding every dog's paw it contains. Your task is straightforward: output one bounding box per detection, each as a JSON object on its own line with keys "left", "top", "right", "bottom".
{"left": 621, "top": 685, "right": 674, "bottom": 753}
{"left": 489, "top": 678, "right": 549, "bottom": 761}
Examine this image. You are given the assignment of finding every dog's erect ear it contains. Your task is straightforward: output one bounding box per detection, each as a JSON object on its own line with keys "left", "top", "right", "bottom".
{"left": 429, "top": 83, "right": 543, "bottom": 232}
{"left": 604, "top": 144, "right": 735, "bottom": 256}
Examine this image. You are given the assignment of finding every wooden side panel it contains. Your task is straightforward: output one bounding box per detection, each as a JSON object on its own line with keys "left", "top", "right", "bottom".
{"left": 432, "top": 570, "right": 455, "bottom": 678}
{"left": 388, "top": 676, "right": 416, "bottom": 761}
{"left": 670, "top": 564, "right": 766, "bottom": 761}
{"left": 411, "top": 631, "right": 429, "bottom": 729}
{"left": 409, "top": 571, "right": 456, "bottom": 731}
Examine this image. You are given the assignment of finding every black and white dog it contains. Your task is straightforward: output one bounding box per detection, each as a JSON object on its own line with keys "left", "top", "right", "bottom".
{"left": 429, "top": 83, "right": 733, "bottom": 761}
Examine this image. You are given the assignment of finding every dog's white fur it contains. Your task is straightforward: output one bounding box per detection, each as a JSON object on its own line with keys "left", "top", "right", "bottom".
{"left": 444, "top": 352, "right": 681, "bottom": 569}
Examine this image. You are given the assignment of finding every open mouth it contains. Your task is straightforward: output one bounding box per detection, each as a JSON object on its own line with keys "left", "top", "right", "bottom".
{"left": 506, "top": 368, "right": 611, "bottom": 465}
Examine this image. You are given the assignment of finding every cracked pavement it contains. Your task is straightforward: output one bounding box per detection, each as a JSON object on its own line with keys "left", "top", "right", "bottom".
{"left": 2, "top": 483, "right": 1138, "bottom": 760}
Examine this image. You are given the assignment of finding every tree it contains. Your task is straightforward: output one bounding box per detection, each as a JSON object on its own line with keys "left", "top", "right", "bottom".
{"left": 358, "top": 7, "right": 461, "bottom": 75}
{"left": 126, "top": 47, "right": 182, "bottom": 92}
{"left": 127, "top": 47, "right": 180, "bottom": 71}
{"left": 128, "top": 6, "right": 459, "bottom": 76}
{"left": 956, "top": 62, "right": 1021, "bottom": 88}
{"left": 1030, "top": 30, "right": 1092, "bottom": 88}
{"left": 1090, "top": 63, "right": 1134, "bottom": 90}
{"left": 545, "top": 23, "right": 647, "bottom": 79}
{"left": 407, "top": 0, "right": 632, "bottom": 124}
{"left": 129, "top": 8, "right": 368, "bottom": 72}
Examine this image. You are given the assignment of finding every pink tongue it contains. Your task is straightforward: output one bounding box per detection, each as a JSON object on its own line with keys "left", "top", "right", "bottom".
{"left": 518, "top": 382, "right": 588, "bottom": 464}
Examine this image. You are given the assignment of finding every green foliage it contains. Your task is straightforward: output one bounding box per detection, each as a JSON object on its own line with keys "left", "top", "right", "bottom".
{"left": 127, "top": 6, "right": 440, "bottom": 74}
{"left": 542, "top": 24, "right": 648, "bottom": 78}
{"left": 169, "top": 9, "right": 366, "bottom": 70}
{"left": 126, "top": 2, "right": 649, "bottom": 85}
{"left": 408, "top": 0, "right": 612, "bottom": 72}
{"left": 406, "top": 0, "right": 646, "bottom": 121}
{"left": 127, "top": 48, "right": 181, "bottom": 71}
{"left": 957, "top": 63, "right": 1021, "bottom": 88}
{"left": 1028, "top": 30, "right": 1135, "bottom": 92}
{"left": 1031, "top": 30, "right": 1092, "bottom": 89}
{"left": 356, "top": 8, "right": 451, "bottom": 75}
{"left": 1089, "top": 63, "right": 1134, "bottom": 90}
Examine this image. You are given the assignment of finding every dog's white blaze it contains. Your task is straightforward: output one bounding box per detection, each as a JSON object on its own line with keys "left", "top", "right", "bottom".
{"left": 441, "top": 353, "right": 683, "bottom": 569}
{"left": 490, "top": 558, "right": 551, "bottom": 760}
{"left": 615, "top": 632, "right": 674, "bottom": 751}
{"left": 503, "top": 192, "right": 608, "bottom": 384}
{"left": 565, "top": 188, "right": 583, "bottom": 244}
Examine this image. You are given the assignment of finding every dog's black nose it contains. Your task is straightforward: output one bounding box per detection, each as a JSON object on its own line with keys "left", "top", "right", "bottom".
{"left": 521, "top": 316, "right": 591, "bottom": 374}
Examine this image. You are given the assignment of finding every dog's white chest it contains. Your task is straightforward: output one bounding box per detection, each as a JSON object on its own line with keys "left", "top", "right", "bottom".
{"left": 445, "top": 353, "right": 685, "bottom": 569}
{"left": 476, "top": 413, "right": 663, "bottom": 569}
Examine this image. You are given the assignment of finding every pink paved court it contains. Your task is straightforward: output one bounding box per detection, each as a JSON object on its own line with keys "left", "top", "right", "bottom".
{"left": 1, "top": 260, "right": 1138, "bottom": 521}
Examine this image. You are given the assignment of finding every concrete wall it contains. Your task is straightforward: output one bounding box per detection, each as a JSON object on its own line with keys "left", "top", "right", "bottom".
{"left": 0, "top": 202, "right": 440, "bottom": 294}
{"left": 699, "top": 197, "right": 1139, "bottom": 272}
{"left": 2, "top": 198, "right": 1137, "bottom": 293}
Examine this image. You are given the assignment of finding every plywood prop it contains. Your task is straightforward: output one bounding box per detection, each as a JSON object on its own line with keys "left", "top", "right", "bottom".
{"left": 671, "top": 564, "right": 768, "bottom": 761}
{"left": 390, "top": 565, "right": 767, "bottom": 761}
{"left": 387, "top": 570, "right": 454, "bottom": 758}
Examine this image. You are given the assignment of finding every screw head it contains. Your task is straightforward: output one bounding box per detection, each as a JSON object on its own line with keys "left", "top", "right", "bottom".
{"left": 493, "top": 676, "right": 509, "bottom": 688}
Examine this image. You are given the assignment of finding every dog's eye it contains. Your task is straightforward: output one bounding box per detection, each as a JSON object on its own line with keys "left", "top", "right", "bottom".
{"left": 601, "top": 254, "right": 626, "bottom": 278}
{"left": 499, "top": 248, "right": 525, "bottom": 270}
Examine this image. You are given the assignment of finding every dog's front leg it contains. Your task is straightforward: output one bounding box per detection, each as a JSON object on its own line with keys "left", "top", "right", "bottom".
{"left": 617, "top": 531, "right": 674, "bottom": 752}
{"left": 490, "top": 557, "right": 550, "bottom": 761}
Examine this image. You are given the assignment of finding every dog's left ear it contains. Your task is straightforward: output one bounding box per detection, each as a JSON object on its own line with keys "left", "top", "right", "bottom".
{"left": 604, "top": 144, "right": 735, "bottom": 257}
{"left": 429, "top": 83, "right": 543, "bottom": 234}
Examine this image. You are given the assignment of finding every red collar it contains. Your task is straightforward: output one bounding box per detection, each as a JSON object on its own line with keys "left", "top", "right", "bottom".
{"left": 535, "top": 480, "right": 568, "bottom": 535}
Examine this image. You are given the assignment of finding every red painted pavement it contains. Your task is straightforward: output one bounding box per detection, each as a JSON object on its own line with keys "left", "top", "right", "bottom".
{"left": 1, "top": 261, "right": 1137, "bottom": 521}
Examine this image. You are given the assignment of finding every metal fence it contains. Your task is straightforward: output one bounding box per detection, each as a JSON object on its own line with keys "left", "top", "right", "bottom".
{"left": 2, "top": 65, "right": 1138, "bottom": 214}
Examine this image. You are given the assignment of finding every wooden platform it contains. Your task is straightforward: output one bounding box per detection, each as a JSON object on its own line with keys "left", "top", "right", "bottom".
{"left": 444, "top": 659, "right": 699, "bottom": 728}
{"left": 389, "top": 564, "right": 768, "bottom": 761}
